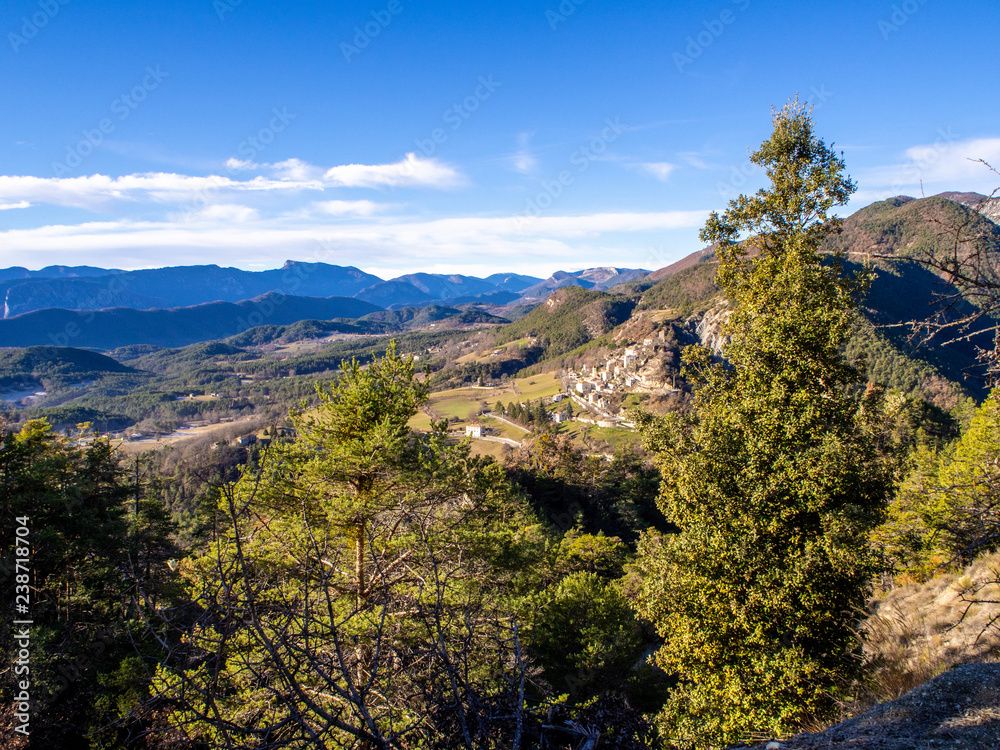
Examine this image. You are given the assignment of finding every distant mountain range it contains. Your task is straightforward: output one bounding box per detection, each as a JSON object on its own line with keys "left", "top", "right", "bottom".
{"left": 3, "top": 189, "right": 995, "bottom": 357}
{"left": 0, "top": 261, "right": 659, "bottom": 321}
{"left": 518, "top": 267, "right": 651, "bottom": 298}
{"left": 0, "top": 262, "right": 382, "bottom": 318}
{"left": 0, "top": 260, "right": 657, "bottom": 349}
{"left": 0, "top": 293, "right": 381, "bottom": 349}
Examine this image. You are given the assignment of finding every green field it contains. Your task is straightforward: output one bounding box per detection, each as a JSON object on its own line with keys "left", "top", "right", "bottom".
{"left": 510, "top": 371, "right": 563, "bottom": 399}
{"left": 407, "top": 370, "right": 636, "bottom": 454}
{"left": 480, "top": 415, "right": 527, "bottom": 440}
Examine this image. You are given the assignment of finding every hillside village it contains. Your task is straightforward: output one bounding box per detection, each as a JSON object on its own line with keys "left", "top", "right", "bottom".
{"left": 565, "top": 330, "right": 681, "bottom": 426}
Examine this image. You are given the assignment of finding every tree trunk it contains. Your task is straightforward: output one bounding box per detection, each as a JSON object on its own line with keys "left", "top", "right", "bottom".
{"left": 355, "top": 521, "right": 365, "bottom": 609}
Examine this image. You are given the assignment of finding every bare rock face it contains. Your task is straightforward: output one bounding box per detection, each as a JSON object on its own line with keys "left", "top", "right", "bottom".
{"left": 936, "top": 190, "right": 1000, "bottom": 225}
{"left": 975, "top": 197, "right": 1000, "bottom": 224}
{"left": 692, "top": 303, "right": 730, "bottom": 356}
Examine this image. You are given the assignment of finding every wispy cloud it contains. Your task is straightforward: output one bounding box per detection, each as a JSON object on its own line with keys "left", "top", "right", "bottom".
{"left": 0, "top": 154, "right": 465, "bottom": 211}
{"left": 0, "top": 210, "right": 708, "bottom": 276}
{"left": 636, "top": 162, "right": 676, "bottom": 181}
{"left": 269, "top": 158, "right": 325, "bottom": 181}
{"left": 0, "top": 200, "right": 30, "bottom": 210}
{"left": 310, "top": 200, "right": 384, "bottom": 216}
{"left": 0, "top": 172, "right": 321, "bottom": 210}
{"left": 171, "top": 203, "right": 260, "bottom": 223}
{"left": 323, "top": 153, "right": 464, "bottom": 189}
{"left": 511, "top": 132, "right": 538, "bottom": 174}
{"left": 225, "top": 158, "right": 258, "bottom": 171}
{"left": 679, "top": 152, "right": 711, "bottom": 169}
{"left": 857, "top": 136, "right": 1000, "bottom": 199}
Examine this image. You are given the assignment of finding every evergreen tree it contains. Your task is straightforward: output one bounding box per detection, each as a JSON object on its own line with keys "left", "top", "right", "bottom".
{"left": 534, "top": 400, "right": 548, "bottom": 426}
{"left": 0, "top": 421, "right": 177, "bottom": 749}
{"left": 561, "top": 400, "right": 573, "bottom": 420}
{"left": 632, "top": 100, "right": 897, "bottom": 743}
{"left": 148, "top": 343, "right": 538, "bottom": 748}
{"left": 878, "top": 391, "right": 1000, "bottom": 572}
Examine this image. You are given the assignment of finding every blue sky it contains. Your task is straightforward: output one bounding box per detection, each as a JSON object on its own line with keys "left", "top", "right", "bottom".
{"left": 1, "top": 0, "right": 998, "bottom": 279}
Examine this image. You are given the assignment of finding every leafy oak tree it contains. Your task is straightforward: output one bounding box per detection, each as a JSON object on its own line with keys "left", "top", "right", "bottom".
{"left": 631, "top": 100, "right": 898, "bottom": 744}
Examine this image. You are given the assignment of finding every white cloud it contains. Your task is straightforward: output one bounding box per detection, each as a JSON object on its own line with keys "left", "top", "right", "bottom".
{"left": 311, "top": 200, "right": 383, "bottom": 216}
{"left": 268, "top": 158, "right": 324, "bottom": 181}
{"left": 0, "top": 154, "right": 464, "bottom": 212}
{"left": 0, "top": 210, "right": 707, "bottom": 276}
{"left": 225, "top": 158, "right": 258, "bottom": 171}
{"left": 0, "top": 172, "right": 324, "bottom": 210}
{"left": 0, "top": 200, "right": 30, "bottom": 210}
{"left": 637, "top": 162, "right": 677, "bottom": 181}
{"left": 860, "top": 136, "right": 1000, "bottom": 195}
{"left": 172, "top": 204, "right": 260, "bottom": 223}
{"left": 324, "top": 153, "right": 464, "bottom": 189}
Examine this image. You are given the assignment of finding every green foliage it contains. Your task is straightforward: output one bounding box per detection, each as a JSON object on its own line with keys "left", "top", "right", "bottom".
{"left": 150, "top": 343, "right": 546, "bottom": 748}
{"left": 0, "top": 420, "right": 180, "bottom": 748}
{"left": 632, "top": 100, "right": 897, "bottom": 744}
{"left": 636, "top": 262, "right": 721, "bottom": 316}
{"left": 506, "top": 434, "right": 667, "bottom": 545}
{"left": 430, "top": 344, "right": 543, "bottom": 388}
{"left": 0, "top": 345, "right": 134, "bottom": 388}
{"left": 524, "top": 571, "right": 642, "bottom": 699}
{"left": 877, "top": 391, "right": 1000, "bottom": 575}
{"left": 224, "top": 317, "right": 384, "bottom": 347}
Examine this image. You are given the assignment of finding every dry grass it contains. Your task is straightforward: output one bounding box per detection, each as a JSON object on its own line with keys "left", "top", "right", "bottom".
{"left": 760, "top": 555, "right": 1000, "bottom": 748}
{"left": 862, "top": 553, "right": 1000, "bottom": 705}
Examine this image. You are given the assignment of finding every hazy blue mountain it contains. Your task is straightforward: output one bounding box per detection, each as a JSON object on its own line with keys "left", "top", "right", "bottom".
{"left": 393, "top": 273, "right": 497, "bottom": 299}
{"left": 483, "top": 273, "right": 544, "bottom": 292}
{"left": 0, "top": 262, "right": 648, "bottom": 316}
{"left": 0, "top": 292, "right": 381, "bottom": 349}
{"left": 0, "top": 261, "right": 381, "bottom": 317}
{"left": 355, "top": 279, "right": 436, "bottom": 308}
{"left": 2, "top": 279, "right": 170, "bottom": 318}
{"left": 0, "top": 265, "right": 122, "bottom": 281}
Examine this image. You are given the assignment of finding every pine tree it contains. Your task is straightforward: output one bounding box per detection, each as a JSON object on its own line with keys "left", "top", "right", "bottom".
{"left": 149, "top": 343, "right": 536, "bottom": 748}
{"left": 632, "top": 100, "right": 896, "bottom": 743}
